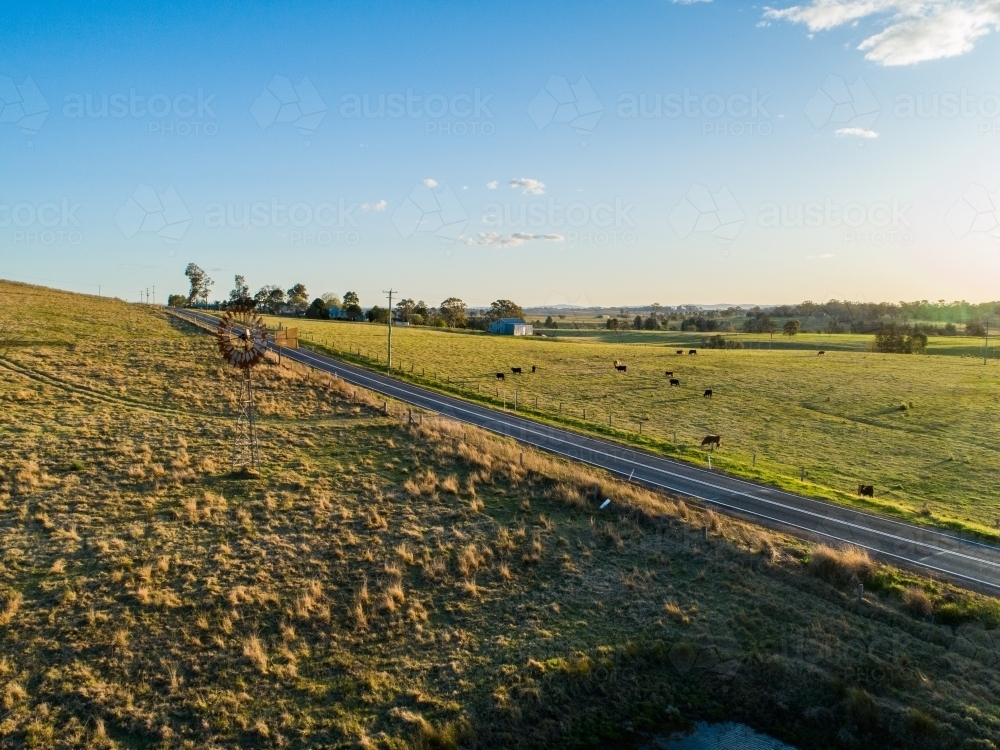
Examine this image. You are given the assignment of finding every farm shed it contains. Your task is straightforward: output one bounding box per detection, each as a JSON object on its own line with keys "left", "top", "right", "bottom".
{"left": 489, "top": 318, "right": 533, "bottom": 336}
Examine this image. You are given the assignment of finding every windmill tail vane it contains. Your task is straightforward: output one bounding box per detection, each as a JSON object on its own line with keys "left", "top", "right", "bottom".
{"left": 216, "top": 305, "right": 269, "bottom": 473}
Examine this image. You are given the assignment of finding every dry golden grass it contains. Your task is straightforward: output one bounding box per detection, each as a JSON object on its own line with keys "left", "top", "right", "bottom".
{"left": 0, "top": 281, "right": 1000, "bottom": 748}
{"left": 808, "top": 544, "right": 874, "bottom": 585}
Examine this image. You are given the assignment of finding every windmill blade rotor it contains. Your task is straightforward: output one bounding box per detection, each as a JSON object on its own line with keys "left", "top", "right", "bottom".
{"left": 217, "top": 304, "right": 269, "bottom": 370}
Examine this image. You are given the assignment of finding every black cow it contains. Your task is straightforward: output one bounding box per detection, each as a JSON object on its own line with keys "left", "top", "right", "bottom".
{"left": 511, "top": 367, "right": 522, "bottom": 374}
{"left": 676, "top": 350, "right": 684, "bottom": 355}
{"left": 669, "top": 378, "right": 680, "bottom": 386}
{"left": 496, "top": 372, "right": 505, "bottom": 380}
{"left": 818, "top": 351, "right": 826, "bottom": 356}
{"left": 688, "top": 350, "right": 697, "bottom": 355}
{"left": 703, "top": 389, "right": 713, "bottom": 397}
{"left": 857, "top": 484, "right": 874, "bottom": 497}
{"left": 665, "top": 370, "right": 674, "bottom": 377}
{"left": 531, "top": 365, "right": 536, "bottom": 373}
{"left": 701, "top": 435, "right": 722, "bottom": 450}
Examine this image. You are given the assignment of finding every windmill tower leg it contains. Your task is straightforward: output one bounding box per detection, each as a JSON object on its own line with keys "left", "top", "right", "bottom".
{"left": 232, "top": 369, "right": 260, "bottom": 472}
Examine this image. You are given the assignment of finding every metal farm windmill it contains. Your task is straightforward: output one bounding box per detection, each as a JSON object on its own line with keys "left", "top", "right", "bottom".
{"left": 216, "top": 305, "right": 268, "bottom": 472}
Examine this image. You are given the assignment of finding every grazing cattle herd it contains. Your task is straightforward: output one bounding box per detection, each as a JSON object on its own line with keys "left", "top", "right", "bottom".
{"left": 479, "top": 348, "right": 868, "bottom": 499}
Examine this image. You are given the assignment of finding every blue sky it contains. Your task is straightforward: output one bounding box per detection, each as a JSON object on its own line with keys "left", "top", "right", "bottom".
{"left": 2, "top": 0, "right": 1000, "bottom": 308}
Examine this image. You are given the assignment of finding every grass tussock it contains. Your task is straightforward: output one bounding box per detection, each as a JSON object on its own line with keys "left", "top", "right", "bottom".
{"left": 808, "top": 544, "right": 873, "bottom": 585}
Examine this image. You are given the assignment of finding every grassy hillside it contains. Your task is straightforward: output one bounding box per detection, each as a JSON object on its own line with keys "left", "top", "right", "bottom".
{"left": 256, "top": 316, "right": 1000, "bottom": 539}
{"left": 3, "top": 280, "right": 1000, "bottom": 749}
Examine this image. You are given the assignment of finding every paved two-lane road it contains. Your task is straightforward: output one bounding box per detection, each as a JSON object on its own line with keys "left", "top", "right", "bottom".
{"left": 172, "top": 309, "right": 1000, "bottom": 595}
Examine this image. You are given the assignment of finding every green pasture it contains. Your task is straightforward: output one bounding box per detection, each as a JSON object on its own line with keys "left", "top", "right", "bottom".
{"left": 268, "top": 316, "right": 1000, "bottom": 538}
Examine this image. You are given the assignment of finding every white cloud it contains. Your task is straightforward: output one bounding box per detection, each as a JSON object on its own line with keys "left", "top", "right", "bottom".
{"left": 423, "top": 178, "right": 438, "bottom": 188}
{"left": 763, "top": 0, "right": 1000, "bottom": 66}
{"left": 477, "top": 232, "right": 564, "bottom": 247}
{"left": 509, "top": 178, "right": 546, "bottom": 195}
{"left": 835, "top": 126, "right": 879, "bottom": 138}
{"left": 820, "top": 252, "right": 835, "bottom": 258}
{"left": 361, "top": 199, "right": 387, "bottom": 212}
{"left": 486, "top": 180, "right": 499, "bottom": 189}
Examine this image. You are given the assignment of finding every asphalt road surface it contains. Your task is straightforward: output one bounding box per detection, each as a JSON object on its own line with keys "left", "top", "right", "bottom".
{"left": 172, "top": 308, "right": 1000, "bottom": 595}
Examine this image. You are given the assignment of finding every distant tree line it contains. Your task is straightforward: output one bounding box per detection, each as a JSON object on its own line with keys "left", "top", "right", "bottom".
{"left": 168, "top": 265, "right": 526, "bottom": 331}
{"left": 168, "top": 272, "right": 997, "bottom": 338}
